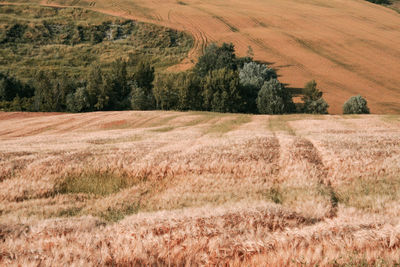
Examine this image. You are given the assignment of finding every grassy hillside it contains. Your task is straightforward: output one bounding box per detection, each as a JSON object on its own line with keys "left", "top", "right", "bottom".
{"left": 0, "top": 4, "right": 193, "bottom": 81}
{"left": 11, "top": 0, "right": 400, "bottom": 114}
{"left": 1, "top": 111, "right": 400, "bottom": 265}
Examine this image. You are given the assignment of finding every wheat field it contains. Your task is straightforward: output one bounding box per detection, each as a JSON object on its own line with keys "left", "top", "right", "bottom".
{"left": 4, "top": 0, "right": 399, "bottom": 114}
{"left": 1, "top": 111, "right": 400, "bottom": 265}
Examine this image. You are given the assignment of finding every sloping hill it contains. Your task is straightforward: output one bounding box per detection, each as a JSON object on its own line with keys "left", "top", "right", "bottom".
{"left": 23, "top": 0, "right": 400, "bottom": 114}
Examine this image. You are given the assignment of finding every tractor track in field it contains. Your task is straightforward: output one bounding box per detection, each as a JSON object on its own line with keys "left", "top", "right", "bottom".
{"left": 3, "top": 0, "right": 400, "bottom": 113}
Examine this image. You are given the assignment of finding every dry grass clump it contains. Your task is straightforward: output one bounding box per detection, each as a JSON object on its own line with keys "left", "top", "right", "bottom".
{"left": 54, "top": 170, "right": 140, "bottom": 196}
{"left": 0, "top": 111, "right": 400, "bottom": 265}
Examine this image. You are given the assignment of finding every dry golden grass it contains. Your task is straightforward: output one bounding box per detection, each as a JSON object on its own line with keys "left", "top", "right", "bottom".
{"left": 1, "top": 111, "right": 400, "bottom": 265}
{"left": 3, "top": 0, "right": 399, "bottom": 114}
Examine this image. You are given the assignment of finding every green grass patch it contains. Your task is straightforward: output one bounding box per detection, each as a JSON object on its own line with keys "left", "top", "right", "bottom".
{"left": 268, "top": 116, "right": 296, "bottom": 135}
{"left": 0, "top": 5, "right": 193, "bottom": 81}
{"left": 183, "top": 112, "right": 220, "bottom": 126}
{"left": 55, "top": 171, "right": 139, "bottom": 196}
{"left": 56, "top": 206, "right": 83, "bottom": 217}
{"left": 149, "top": 114, "right": 181, "bottom": 127}
{"left": 88, "top": 135, "right": 143, "bottom": 145}
{"left": 337, "top": 176, "right": 400, "bottom": 212}
{"left": 205, "top": 114, "right": 251, "bottom": 135}
{"left": 150, "top": 126, "right": 175, "bottom": 132}
{"left": 381, "top": 114, "right": 400, "bottom": 123}
{"left": 99, "top": 203, "right": 140, "bottom": 222}
{"left": 258, "top": 186, "right": 284, "bottom": 204}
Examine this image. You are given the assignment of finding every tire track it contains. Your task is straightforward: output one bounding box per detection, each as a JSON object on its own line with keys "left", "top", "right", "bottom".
{"left": 167, "top": 8, "right": 208, "bottom": 60}
{"left": 291, "top": 137, "right": 338, "bottom": 218}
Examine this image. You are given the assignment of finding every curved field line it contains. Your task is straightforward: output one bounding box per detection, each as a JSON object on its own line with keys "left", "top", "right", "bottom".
{"left": 3, "top": 0, "right": 400, "bottom": 113}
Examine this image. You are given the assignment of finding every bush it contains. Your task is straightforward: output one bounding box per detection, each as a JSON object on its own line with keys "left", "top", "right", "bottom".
{"left": 343, "top": 95, "right": 370, "bottom": 114}
{"left": 239, "top": 62, "right": 276, "bottom": 89}
{"left": 239, "top": 62, "right": 276, "bottom": 113}
{"left": 66, "top": 87, "right": 90, "bottom": 113}
{"left": 365, "top": 0, "right": 391, "bottom": 5}
{"left": 194, "top": 43, "right": 238, "bottom": 77}
{"left": 302, "top": 80, "right": 329, "bottom": 114}
{"left": 304, "top": 98, "right": 329, "bottom": 114}
{"left": 256, "top": 79, "right": 295, "bottom": 114}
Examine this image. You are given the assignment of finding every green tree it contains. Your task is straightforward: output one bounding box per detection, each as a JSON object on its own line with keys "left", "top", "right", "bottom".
{"left": 133, "top": 61, "right": 155, "bottom": 91}
{"left": 33, "top": 71, "right": 54, "bottom": 111}
{"left": 176, "top": 72, "right": 202, "bottom": 111}
{"left": 239, "top": 62, "right": 277, "bottom": 113}
{"left": 343, "top": 95, "right": 370, "bottom": 114}
{"left": 0, "top": 72, "right": 34, "bottom": 101}
{"left": 10, "top": 95, "right": 22, "bottom": 111}
{"left": 86, "top": 63, "right": 106, "bottom": 110}
{"left": 194, "top": 43, "right": 238, "bottom": 77}
{"left": 0, "top": 73, "right": 16, "bottom": 101}
{"left": 256, "top": 79, "right": 294, "bottom": 114}
{"left": 130, "top": 82, "right": 154, "bottom": 110}
{"left": 106, "top": 58, "right": 130, "bottom": 110}
{"left": 66, "top": 86, "right": 90, "bottom": 112}
{"left": 153, "top": 73, "right": 179, "bottom": 110}
{"left": 302, "top": 80, "right": 329, "bottom": 114}
{"left": 202, "top": 68, "right": 243, "bottom": 113}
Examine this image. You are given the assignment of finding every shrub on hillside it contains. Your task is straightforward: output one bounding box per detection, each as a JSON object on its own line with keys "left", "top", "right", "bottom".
{"left": 194, "top": 42, "right": 251, "bottom": 77}
{"left": 256, "top": 79, "right": 295, "bottom": 114}
{"left": 365, "top": 0, "right": 391, "bottom": 5}
{"left": 343, "top": 95, "right": 370, "bottom": 114}
{"left": 302, "top": 80, "right": 329, "bottom": 114}
{"left": 194, "top": 43, "right": 237, "bottom": 77}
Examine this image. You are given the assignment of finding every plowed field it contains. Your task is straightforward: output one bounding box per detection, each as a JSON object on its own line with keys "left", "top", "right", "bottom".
{"left": 10, "top": 0, "right": 396, "bottom": 114}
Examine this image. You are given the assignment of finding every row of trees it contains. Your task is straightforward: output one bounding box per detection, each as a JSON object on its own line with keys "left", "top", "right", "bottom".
{"left": 0, "top": 42, "right": 370, "bottom": 114}
{"left": 1, "top": 20, "right": 135, "bottom": 46}
{"left": 149, "top": 43, "right": 329, "bottom": 114}
{"left": 0, "top": 59, "right": 155, "bottom": 113}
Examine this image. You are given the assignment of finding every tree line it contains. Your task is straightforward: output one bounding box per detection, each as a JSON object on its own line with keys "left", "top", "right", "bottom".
{"left": 0, "top": 42, "right": 369, "bottom": 114}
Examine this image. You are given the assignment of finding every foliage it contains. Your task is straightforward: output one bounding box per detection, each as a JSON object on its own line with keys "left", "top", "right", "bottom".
{"left": 105, "top": 58, "right": 130, "bottom": 110}
{"left": 239, "top": 62, "right": 277, "bottom": 113}
{"left": 130, "top": 82, "right": 154, "bottom": 110}
{"left": 0, "top": 72, "right": 34, "bottom": 101}
{"left": 133, "top": 61, "right": 155, "bottom": 91}
{"left": 202, "top": 68, "right": 244, "bottom": 113}
{"left": 176, "top": 72, "right": 203, "bottom": 111}
{"left": 194, "top": 42, "right": 250, "bottom": 77}
{"left": 302, "top": 80, "right": 329, "bottom": 114}
{"left": 0, "top": 5, "right": 193, "bottom": 81}
{"left": 239, "top": 62, "right": 277, "bottom": 89}
{"left": 343, "top": 95, "right": 370, "bottom": 114}
{"left": 153, "top": 73, "right": 180, "bottom": 110}
{"left": 257, "top": 79, "right": 295, "bottom": 114}
{"left": 66, "top": 87, "right": 90, "bottom": 113}
{"left": 365, "top": 0, "right": 391, "bottom": 5}
{"left": 0, "top": 6, "right": 302, "bottom": 115}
